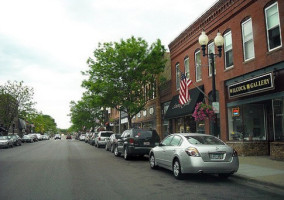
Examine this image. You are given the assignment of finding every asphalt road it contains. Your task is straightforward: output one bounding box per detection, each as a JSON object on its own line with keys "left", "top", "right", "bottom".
{"left": 0, "top": 139, "right": 283, "bottom": 200}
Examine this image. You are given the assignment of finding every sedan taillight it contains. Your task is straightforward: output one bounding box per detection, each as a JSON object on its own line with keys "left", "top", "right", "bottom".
{"left": 185, "top": 147, "right": 201, "bottom": 157}
{"left": 232, "top": 149, "right": 238, "bottom": 157}
{"left": 129, "top": 138, "right": 134, "bottom": 145}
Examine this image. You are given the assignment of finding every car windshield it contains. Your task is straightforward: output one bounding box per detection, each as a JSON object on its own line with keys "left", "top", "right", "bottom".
{"left": 0, "top": 136, "right": 8, "bottom": 140}
{"left": 101, "top": 132, "right": 113, "bottom": 137}
{"left": 186, "top": 135, "right": 225, "bottom": 145}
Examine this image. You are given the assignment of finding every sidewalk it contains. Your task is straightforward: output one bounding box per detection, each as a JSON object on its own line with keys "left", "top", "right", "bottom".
{"left": 233, "top": 156, "right": 284, "bottom": 189}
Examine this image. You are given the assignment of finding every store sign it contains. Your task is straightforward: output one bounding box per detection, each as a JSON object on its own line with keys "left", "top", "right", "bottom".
{"left": 232, "top": 107, "right": 240, "bottom": 117}
{"left": 228, "top": 73, "right": 274, "bottom": 98}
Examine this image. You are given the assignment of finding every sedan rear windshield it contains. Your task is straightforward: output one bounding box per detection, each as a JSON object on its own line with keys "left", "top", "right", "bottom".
{"left": 101, "top": 132, "right": 113, "bottom": 137}
{"left": 186, "top": 136, "right": 225, "bottom": 145}
{"left": 0, "top": 136, "right": 8, "bottom": 140}
{"left": 132, "top": 130, "right": 157, "bottom": 139}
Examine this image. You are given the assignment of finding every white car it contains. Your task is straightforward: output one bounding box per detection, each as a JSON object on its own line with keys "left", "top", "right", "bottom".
{"left": 54, "top": 134, "right": 61, "bottom": 140}
{"left": 79, "top": 134, "right": 86, "bottom": 141}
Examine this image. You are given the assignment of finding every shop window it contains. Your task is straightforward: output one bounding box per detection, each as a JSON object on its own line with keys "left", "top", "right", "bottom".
{"left": 228, "top": 104, "right": 266, "bottom": 141}
{"left": 273, "top": 98, "right": 284, "bottom": 141}
{"left": 196, "top": 121, "right": 205, "bottom": 134}
{"left": 265, "top": 2, "right": 282, "bottom": 51}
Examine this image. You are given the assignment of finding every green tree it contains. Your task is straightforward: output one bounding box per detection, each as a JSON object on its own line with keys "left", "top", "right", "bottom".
{"left": 0, "top": 81, "right": 36, "bottom": 135}
{"left": 30, "top": 113, "right": 57, "bottom": 134}
{"left": 82, "top": 36, "right": 166, "bottom": 128}
{"left": 69, "top": 92, "right": 102, "bottom": 132}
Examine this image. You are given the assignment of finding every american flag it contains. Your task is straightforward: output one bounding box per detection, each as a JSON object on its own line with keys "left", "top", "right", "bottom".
{"left": 179, "top": 72, "right": 193, "bottom": 105}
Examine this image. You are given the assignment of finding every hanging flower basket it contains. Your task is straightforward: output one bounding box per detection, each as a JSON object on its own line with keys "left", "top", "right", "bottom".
{"left": 192, "top": 102, "right": 216, "bottom": 122}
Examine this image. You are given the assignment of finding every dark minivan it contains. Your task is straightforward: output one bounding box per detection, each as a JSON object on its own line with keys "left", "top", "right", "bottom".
{"left": 114, "top": 128, "right": 160, "bottom": 160}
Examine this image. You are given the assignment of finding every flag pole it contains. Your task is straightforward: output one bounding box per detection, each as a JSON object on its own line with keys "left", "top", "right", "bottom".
{"left": 177, "top": 67, "right": 210, "bottom": 102}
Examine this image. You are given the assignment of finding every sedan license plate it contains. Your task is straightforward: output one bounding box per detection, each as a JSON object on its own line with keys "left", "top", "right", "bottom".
{"left": 210, "top": 153, "right": 223, "bottom": 159}
{"left": 144, "top": 142, "right": 150, "bottom": 146}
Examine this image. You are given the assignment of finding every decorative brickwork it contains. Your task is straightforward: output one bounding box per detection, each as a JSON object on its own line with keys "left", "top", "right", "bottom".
{"left": 270, "top": 142, "right": 284, "bottom": 161}
{"left": 227, "top": 141, "right": 269, "bottom": 156}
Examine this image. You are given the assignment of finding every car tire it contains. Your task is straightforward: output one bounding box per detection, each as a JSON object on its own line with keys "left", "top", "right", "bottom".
{"left": 124, "top": 147, "right": 130, "bottom": 160}
{"left": 149, "top": 153, "right": 158, "bottom": 169}
{"left": 114, "top": 146, "right": 120, "bottom": 157}
{"left": 173, "top": 159, "right": 183, "bottom": 180}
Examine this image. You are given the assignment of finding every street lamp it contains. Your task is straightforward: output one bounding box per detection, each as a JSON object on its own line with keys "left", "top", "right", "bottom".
{"left": 198, "top": 31, "right": 224, "bottom": 137}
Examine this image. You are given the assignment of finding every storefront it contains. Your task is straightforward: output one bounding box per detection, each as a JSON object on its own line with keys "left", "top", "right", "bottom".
{"left": 225, "top": 64, "right": 284, "bottom": 159}
{"left": 164, "top": 87, "right": 204, "bottom": 134}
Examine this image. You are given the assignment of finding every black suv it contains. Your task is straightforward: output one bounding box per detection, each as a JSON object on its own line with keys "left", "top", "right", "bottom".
{"left": 114, "top": 128, "right": 160, "bottom": 160}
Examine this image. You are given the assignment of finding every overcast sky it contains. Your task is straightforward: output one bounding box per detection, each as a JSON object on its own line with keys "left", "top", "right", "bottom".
{"left": 0, "top": 0, "right": 217, "bottom": 129}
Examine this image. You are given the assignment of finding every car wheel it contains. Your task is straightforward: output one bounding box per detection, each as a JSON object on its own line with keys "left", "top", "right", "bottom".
{"left": 173, "top": 159, "right": 183, "bottom": 179}
{"left": 114, "top": 146, "right": 120, "bottom": 157}
{"left": 124, "top": 147, "right": 130, "bottom": 160}
{"left": 149, "top": 153, "right": 158, "bottom": 169}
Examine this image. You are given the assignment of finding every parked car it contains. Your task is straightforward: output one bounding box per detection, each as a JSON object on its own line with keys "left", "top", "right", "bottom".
{"left": 114, "top": 128, "right": 160, "bottom": 160}
{"left": 35, "top": 133, "right": 43, "bottom": 141}
{"left": 28, "top": 134, "right": 38, "bottom": 142}
{"left": 95, "top": 131, "right": 113, "bottom": 148}
{"left": 54, "top": 134, "right": 61, "bottom": 140}
{"left": 105, "top": 133, "right": 121, "bottom": 152}
{"left": 22, "top": 135, "right": 34, "bottom": 143}
{"left": 66, "top": 135, "right": 72, "bottom": 139}
{"left": 0, "top": 136, "right": 14, "bottom": 148}
{"left": 149, "top": 133, "right": 239, "bottom": 179}
{"left": 89, "top": 132, "right": 98, "bottom": 146}
{"left": 42, "top": 135, "right": 50, "bottom": 140}
{"left": 79, "top": 134, "right": 86, "bottom": 141}
{"left": 8, "top": 134, "right": 22, "bottom": 146}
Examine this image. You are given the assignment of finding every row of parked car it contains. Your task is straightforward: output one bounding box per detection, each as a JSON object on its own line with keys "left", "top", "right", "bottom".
{"left": 0, "top": 133, "right": 50, "bottom": 149}
{"left": 78, "top": 128, "right": 240, "bottom": 179}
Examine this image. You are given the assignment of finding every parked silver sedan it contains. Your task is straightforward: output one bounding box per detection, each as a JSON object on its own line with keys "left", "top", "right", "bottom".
{"left": 149, "top": 133, "right": 239, "bottom": 179}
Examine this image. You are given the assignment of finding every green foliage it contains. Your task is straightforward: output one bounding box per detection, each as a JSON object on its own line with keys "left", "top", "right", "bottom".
{"left": 69, "top": 92, "right": 102, "bottom": 132}
{"left": 29, "top": 113, "right": 57, "bottom": 134}
{"left": 82, "top": 36, "right": 166, "bottom": 127}
{"left": 0, "top": 81, "right": 36, "bottom": 133}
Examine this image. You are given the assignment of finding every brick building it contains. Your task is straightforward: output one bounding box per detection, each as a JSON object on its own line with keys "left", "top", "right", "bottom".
{"left": 167, "top": 0, "right": 284, "bottom": 159}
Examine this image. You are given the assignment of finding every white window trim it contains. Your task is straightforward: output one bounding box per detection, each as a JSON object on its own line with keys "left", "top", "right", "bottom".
{"left": 195, "top": 50, "right": 202, "bottom": 82}
{"left": 265, "top": 2, "right": 282, "bottom": 52}
{"left": 224, "top": 31, "right": 234, "bottom": 69}
{"left": 184, "top": 57, "right": 190, "bottom": 79}
{"left": 242, "top": 18, "right": 255, "bottom": 61}
{"left": 208, "top": 42, "right": 216, "bottom": 77}
{"left": 176, "top": 63, "right": 180, "bottom": 90}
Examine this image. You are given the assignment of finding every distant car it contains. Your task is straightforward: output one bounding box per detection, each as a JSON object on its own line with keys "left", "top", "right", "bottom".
{"left": 54, "top": 134, "right": 61, "bottom": 140}
{"left": 0, "top": 136, "right": 14, "bottom": 148}
{"left": 22, "top": 135, "right": 34, "bottom": 143}
{"left": 114, "top": 129, "right": 160, "bottom": 160}
{"left": 42, "top": 135, "right": 50, "bottom": 140}
{"left": 89, "top": 133, "right": 98, "bottom": 146}
{"left": 95, "top": 131, "right": 113, "bottom": 148}
{"left": 28, "top": 134, "right": 38, "bottom": 142}
{"left": 149, "top": 133, "right": 239, "bottom": 179}
{"left": 66, "top": 135, "right": 72, "bottom": 139}
{"left": 79, "top": 134, "right": 86, "bottom": 141}
{"left": 105, "top": 134, "right": 121, "bottom": 152}
{"left": 35, "top": 133, "right": 43, "bottom": 141}
{"left": 8, "top": 134, "right": 22, "bottom": 146}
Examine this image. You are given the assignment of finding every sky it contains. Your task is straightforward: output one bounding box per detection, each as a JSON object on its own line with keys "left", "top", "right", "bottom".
{"left": 0, "top": 0, "right": 217, "bottom": 129}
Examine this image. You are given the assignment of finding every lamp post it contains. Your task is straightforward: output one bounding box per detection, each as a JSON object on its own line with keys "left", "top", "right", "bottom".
{"left": 198, "top": 31, "right": 224, "bottom": 137}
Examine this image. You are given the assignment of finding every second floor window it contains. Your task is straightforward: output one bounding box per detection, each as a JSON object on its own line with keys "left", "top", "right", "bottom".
{"left": 208, "top": 42, "right": 216, "bottom": 76}
{"left": 176, "top": 63, "right": 180, "bottom": 90}
{"left": 242, "top": 18, "right": 255, "bottom": 61}
{"left": 184, "top": 57, "right": 190, "bottom": 79}
{"left": 265, "top": 2, "right": 282, "bottom": 51}
{"left": 195, "top": 50, "right": 202, "bottom": 82}
{"left": 224, "top": 31, "right": 234, "bottom": 69}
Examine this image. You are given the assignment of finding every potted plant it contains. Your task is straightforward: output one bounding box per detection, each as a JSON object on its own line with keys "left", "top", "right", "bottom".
{"left": 192, "top": 102, "right": 216, "bottom": 122}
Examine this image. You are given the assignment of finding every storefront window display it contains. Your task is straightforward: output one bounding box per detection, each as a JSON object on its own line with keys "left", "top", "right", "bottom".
{"left": 175, "top": 118, "right": 184, "bottom": 133}
{"left": 273, "top": 97, "right": 284, "bottom": 141}
{"left": 228, "top": 104, "right": 266, "bottom": 141}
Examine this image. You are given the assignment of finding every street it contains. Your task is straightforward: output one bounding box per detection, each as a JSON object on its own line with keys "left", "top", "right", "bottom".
{"left": 0, "top": 139, "right": 283, "bottom": 200}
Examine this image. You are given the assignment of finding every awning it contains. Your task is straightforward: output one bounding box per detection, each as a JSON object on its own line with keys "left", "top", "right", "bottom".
{"left": 164, "top": 86, "right": 204, "bottom": 119}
